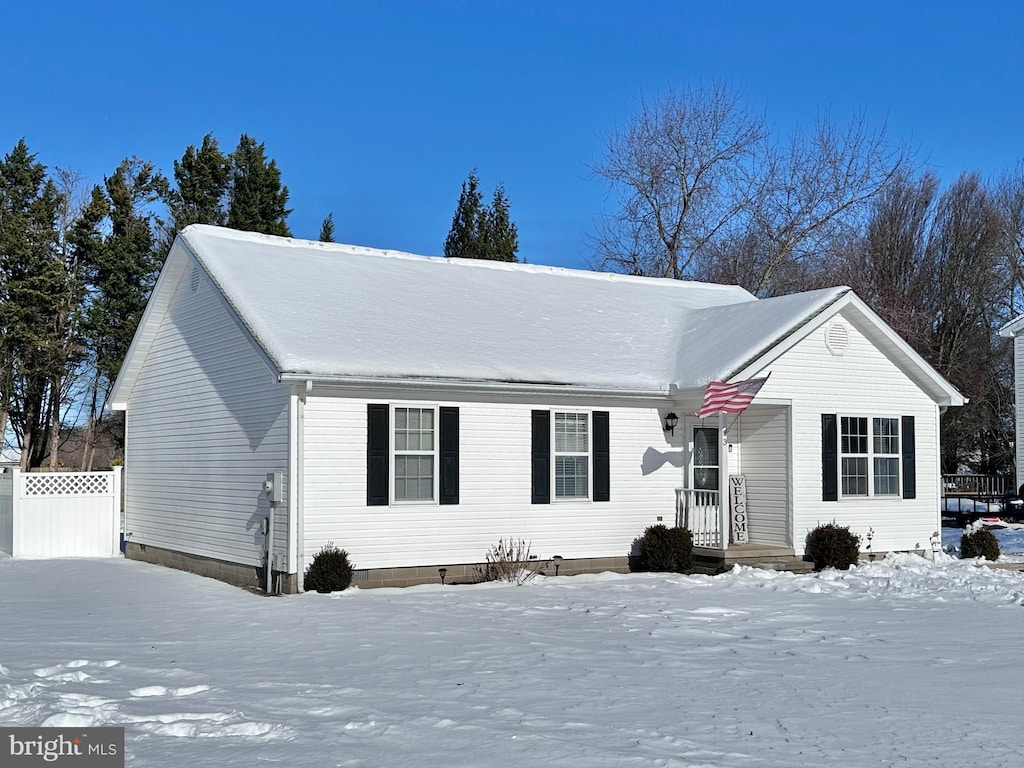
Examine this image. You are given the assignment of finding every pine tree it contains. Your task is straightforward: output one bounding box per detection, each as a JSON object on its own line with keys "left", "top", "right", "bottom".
{"left": 227, "top": 134, "right": 292, "bottom": 237}
{"left": 73, "top": 158, "right": 167, "bottom": 468}
{"left": 164, "top": 133, "right": 230, "bottom": 249}
{"left": 319, "top": 212, "right": 335, "bottom": 242}
{"left": 0, "top": 140, "right": 75, "bottom": 468}
{"left": 483, "top": 184, "right": 518, "bottom": 262}
{"left": 444, "top": 171, "right": 484, "bottom": 259}
{"left": 443, "top": 170, "right": 518, "bottom": 261}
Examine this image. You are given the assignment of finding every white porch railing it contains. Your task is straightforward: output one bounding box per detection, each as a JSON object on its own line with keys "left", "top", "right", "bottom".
{"left": 676, "top": 487, "right": 722, "bottom": 549}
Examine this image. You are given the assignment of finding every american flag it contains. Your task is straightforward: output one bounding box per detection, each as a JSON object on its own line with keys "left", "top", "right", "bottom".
{"left": 696, "top": 376, "right": 769, "bottom": 419}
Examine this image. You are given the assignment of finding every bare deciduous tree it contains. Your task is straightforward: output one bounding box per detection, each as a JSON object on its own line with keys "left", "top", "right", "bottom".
{"left": 591, "top": 82, "right": 765, "bottom": 279}
{"left": 592, "top": 85, "right": 909, "bottom": 297}
{"left": 740, "top": 113, "right": 911, "bottom": 296}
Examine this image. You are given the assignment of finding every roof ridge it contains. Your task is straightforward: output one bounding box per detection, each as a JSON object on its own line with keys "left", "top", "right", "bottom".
{"left": 180, "top": 224, "right": 750, "bottom": 295}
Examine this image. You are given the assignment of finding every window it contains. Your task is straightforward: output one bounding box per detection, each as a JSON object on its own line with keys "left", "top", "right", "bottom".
{"left": 872, "top": 417, "right": 900, "bottom": 496}
{"left": 692, "top": 427, "right": 720, "bottom": 491}
{"left": 554, "top": 412, "right": 589, "bottom": 499}
{"left": 394, "top": 407, "right": 435, "bottom": 501}
{"left": 531, "top": 410, "right": 609, "bottom": 504}
{"left": 840, "top": 416, "right": 899, "bottom": 497}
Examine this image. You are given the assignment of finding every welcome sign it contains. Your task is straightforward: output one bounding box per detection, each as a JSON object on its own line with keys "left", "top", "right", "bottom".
{"left": 1, "top": 728, "right": 123, "bottom": 767}
{"left": 729, "top": 474, "right": 748, "bottom": 544}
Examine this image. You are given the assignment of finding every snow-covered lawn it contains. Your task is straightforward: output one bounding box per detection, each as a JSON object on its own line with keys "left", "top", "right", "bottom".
{"left": 3, "top": 553, "right": 1024, "bottom": 767}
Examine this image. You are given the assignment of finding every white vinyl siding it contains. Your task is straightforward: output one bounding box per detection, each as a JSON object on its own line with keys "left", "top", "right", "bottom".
{"left": 302, "top": 396, "right": 679, "bottom": 569}
{"left": 123, "top": 260, "right": 290, "bottom": 568}
{"left": 758, "top": 310, "right": 940, "bottom": 554}
{"left": 728, "top": 405, "right": 790, "bottom": 547}
{"left": 1016, "top": 334, "right": 1024, "bottom": 487}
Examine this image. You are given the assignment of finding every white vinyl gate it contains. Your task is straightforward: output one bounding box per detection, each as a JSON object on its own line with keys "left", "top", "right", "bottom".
{"left": 0, "top": 468, "right": 122, "bottom": 558}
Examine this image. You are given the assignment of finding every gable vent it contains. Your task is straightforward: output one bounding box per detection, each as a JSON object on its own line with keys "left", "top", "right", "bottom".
{"left": 190, "top": 266, "right": 201, "bottom": 294}
{"left": 825, "top": 321, "right": 849, "bottom": 356}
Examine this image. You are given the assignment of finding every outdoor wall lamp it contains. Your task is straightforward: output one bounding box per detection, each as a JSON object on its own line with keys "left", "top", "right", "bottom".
{"left": 438, "top": 568, "right": 448, "bottom": 586}
{"left": 663, "top": 412, "right": 679, "bottom": 434}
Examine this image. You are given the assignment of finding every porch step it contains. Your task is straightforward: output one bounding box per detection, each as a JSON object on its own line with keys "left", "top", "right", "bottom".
{"left": 691, "top": 545, "right": 815, "bottom": 575}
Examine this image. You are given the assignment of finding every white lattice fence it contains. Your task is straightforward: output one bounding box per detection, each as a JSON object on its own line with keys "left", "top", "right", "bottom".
{"left": 3, "top": 468, "right": 122, "bottom": 557}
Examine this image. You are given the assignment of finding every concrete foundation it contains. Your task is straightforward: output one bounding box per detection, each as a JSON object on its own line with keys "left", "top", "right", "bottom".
{"left": 125, "top": 541, "right": 630, "bottom": 593}
{"left": 125, "top": 541, "right": 298, "bottom": 594}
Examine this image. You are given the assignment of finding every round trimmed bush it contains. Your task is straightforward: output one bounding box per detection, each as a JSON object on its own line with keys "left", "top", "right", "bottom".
{"left": 960, "top": 528, "right": 1000, "bottom": 561}
{"left": 635, "top": 524, "right": 693, "bottom": 573}
{"left": 806, "top": 522, "right": 861, "bottom": 571}
{"left": 304, "top": 543, "right": 354, "bottom": 593}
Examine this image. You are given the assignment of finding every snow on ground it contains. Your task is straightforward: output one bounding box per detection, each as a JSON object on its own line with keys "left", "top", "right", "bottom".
{"left": 3, "top": 554, "right": 1024, "bottom": 767}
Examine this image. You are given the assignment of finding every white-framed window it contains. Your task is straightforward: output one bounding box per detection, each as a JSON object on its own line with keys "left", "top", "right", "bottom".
{"left": 554, "top": 411, "right": 589, "bottom": 499}
{"left": 393, "top": 406, "right": 436, "bottom": 502}
{"left": 840, "top": 415, "right": 900, "bottom": 497}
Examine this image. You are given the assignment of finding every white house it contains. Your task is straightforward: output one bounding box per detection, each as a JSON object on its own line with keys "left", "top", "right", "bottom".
{"left": 999, "top": 316, "right": 1024, "bottom": 486}
{"left": 111, "top": 225, "right": 965, "bottom": 591}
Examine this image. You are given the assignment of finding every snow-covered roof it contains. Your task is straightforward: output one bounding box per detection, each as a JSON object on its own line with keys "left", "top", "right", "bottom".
{"left": 998, "top": 315, "right": 1024, "bottom": 338}
{"left": 112, "top": 225, "right": 965, "bottom": 404}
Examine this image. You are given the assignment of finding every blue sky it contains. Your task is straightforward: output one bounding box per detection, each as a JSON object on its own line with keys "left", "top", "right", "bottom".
{"left": 4, "top": 1, "right": 1022, "bottom": 269}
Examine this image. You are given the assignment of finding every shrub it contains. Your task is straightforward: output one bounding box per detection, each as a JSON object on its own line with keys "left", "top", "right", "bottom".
{"left": 960, "top": 528, "right": 1000, "bottom": 561}
{"left": 634, "top": 524, "right": 693, "bottom": 573}
{"left": 806, "top": 523, "right": 861, "bottom": 571}
{"left": 475, "top": 538, "right": 547, "bottom": 585}
{"left": 304, "top": 542, "right": 354, "bottom": 593}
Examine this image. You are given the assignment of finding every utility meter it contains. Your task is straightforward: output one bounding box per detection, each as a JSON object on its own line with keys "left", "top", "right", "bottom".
{"left": 264, "top": 472, "right": 283, "bottom": 504}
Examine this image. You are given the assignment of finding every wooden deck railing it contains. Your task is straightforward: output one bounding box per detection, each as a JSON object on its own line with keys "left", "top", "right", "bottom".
{"left": 941, "top": 474, "right": 1014, "bottom": 500}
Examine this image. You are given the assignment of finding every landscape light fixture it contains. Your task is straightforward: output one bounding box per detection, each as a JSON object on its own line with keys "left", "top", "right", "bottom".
{"left": 663, "top": 412, "right": 679, "bottom": 434}
{"left": 552, "top": 555, "right": 563, "bottom": 576}
{"left": 438, "top": 567, "right": 448, "bottom": 586}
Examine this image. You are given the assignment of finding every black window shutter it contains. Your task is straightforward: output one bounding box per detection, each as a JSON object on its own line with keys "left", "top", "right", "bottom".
{"left": 439, "top": 406, "right": 460, "bottom": 505}
{"left": 367, "top": 404, "right": 389, "bottom": 506}
{"left": 822, "top": 414, "right": 838, "bottom": 502}
{"left": 901, "top": 415, "right": 916, "bottom": 499}
{"left": 531, "top": 410, "right": 550, "bottom": 504}
{"left": 593, "top": 411, "right": 610, "bottom": 502}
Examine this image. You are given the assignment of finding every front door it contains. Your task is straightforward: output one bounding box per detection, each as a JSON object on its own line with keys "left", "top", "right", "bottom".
{"left": 691, "top": 426, "right": 720, "bottom": 491}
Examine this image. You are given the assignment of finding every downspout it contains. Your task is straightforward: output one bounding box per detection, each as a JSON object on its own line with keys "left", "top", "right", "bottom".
{"left": 289, "top": 387, "right": 305, "bottom": 591}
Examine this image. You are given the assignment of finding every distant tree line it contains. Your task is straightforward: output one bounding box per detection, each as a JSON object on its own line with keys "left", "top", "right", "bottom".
{"left": 8, "top": 80, "right": 1021, "bottom": 476}
{"left": 593, "top": 82, "right": 1024, "bottom": 474}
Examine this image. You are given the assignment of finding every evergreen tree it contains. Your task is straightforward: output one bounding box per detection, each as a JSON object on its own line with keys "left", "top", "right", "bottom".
{"left": 164, "top": 133, "right": 230, "bottom": 249}
{"left": 483, "top": 184, "right": 518, "bottom": 262}
{"left": 319, "top": 212, "right": 335, "bottom": 242}
{"left": 0, "top": 140, "right": 76, "bottom": 468}
{"left": 444, "top": 170, "right": 518, "bottom": 262}
{"left": 73, "top": 157, "right": 167, "bottom": 468}
{"left": 444, "top": 170, "right": 485, "bottom": 259}
{"left": 227, "top": 134, "right": 292, "bottom": 236}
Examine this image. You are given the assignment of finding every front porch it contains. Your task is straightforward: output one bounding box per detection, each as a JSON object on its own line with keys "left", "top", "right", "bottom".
{"left": 676, "top": 487, "right": 810, "bottom": 574}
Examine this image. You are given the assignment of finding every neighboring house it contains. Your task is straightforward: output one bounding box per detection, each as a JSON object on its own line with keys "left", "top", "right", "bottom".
{"left": 0, "top": 446, "right": 19, "bottom": 472}
{"left": 999, "top": 317, "right": 1024, "bottom": 486}
{"left": 111, "top": 225, "right": 965, "bottom": 592}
